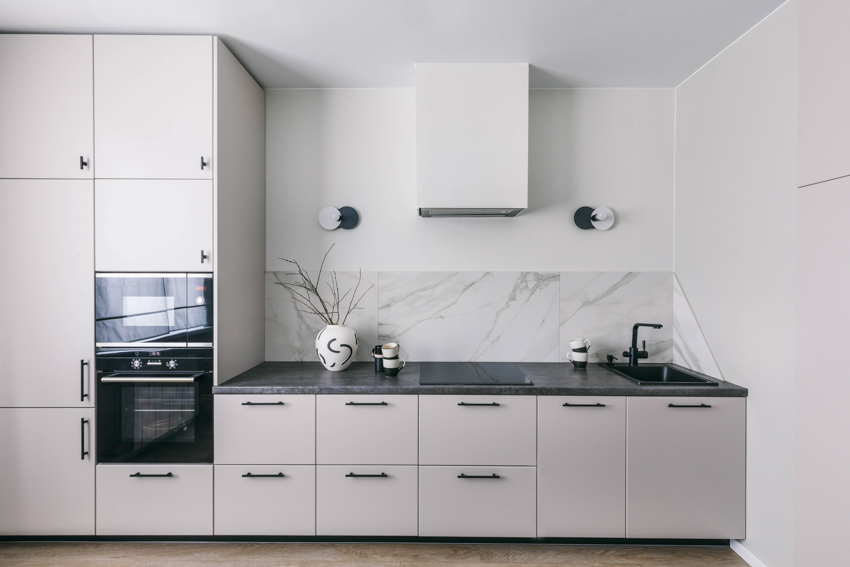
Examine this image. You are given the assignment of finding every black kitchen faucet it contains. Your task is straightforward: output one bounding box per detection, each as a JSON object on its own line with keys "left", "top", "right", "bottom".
{"left": 623, "top": 323, "right": 663, "bottom": 366}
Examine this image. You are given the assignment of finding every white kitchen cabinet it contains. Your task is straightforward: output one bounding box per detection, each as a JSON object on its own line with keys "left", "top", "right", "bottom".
{"left": 96, "top": 464, "right": 213, "bottom": 535}
{"left": 627, "top": 396, "right": 746, "bottom": 539}
{"left": 0, "top": 35, "right": 93, "bottom": 179}
{"left": 537, "top": 396, "right": 626, "bottom": 537}
{"left": 94, "top": 35, "right": 213, "bottom": 179}
{"left": 95, "top": 179, "right": 213, "bottom": 272}
{"left": 0, "top": 180, "right": 94, "bottom": 407}
{"left": 214, "top": 465, "right": 316, "bottom": 536}
{"left": 0, "top": 409, "right": 94, "bottom": 535}
{"left": 214, "top": 394, "right": 315, "bottom": 465}
{"left": 316, "top": 465, "right": 418, "bottom": 536}
{"left": 419, "top": 395, "right": 536, "bottom": 465}
{"left": 317, "top": 395, "right": 418, "bottom": 465}
{"left": 419, "top": 466, "right": 536, "bottom": 537}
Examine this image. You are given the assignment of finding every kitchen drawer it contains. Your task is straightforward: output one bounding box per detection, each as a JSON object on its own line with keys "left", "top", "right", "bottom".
{"left": 316, "top": 465, "right": 417, "bottom": 536}
{"left": 215, "top": 394, "right": 315, "bottom": 464}
{"left": 317, "top": 395, "right": 418, "bottom": 465}
{"left": 96, "top": 464, "right": 212, "bottom": 535}
{"left": 214, "top": 465, "right": 315, "bottom": 536}
{"left": 419, "top": 395, "right": 536, "bottom": 465}
{"left": 419, "top": 466, "right": 536, "bottom": 537}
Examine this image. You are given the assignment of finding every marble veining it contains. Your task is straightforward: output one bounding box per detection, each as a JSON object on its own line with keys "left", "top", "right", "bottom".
{"left": 378, "top": 272, "right": 560, "bottom": 362}
{"left": 672, "top": 275, "right": 724, "bottom": 380}
{"left": 559, "top": 272, "right": 674, "bottom": 363}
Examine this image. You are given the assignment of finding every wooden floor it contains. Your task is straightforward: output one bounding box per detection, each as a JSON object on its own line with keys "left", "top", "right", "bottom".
{"left": 0, "top": 542, "right": 748, "bottom": 567}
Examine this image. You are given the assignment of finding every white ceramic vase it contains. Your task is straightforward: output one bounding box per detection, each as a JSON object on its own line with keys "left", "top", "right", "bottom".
{"left": 315, "top": 324, "right": 359, "bottom": 371}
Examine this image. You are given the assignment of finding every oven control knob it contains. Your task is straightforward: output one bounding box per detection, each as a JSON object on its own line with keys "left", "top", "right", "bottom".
{"left": 131, "top": 359, "right": 142, "bottom": 370}
{"left": 167, "top": 360, "right": 178, "bottom": 369}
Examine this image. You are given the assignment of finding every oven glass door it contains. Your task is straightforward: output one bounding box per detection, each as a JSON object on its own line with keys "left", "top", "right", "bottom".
{"left": 96, "top": 274, "right": 188, "bottom": 346}
{"left": 186, "top": 274, "right": 213, "bottom": 346}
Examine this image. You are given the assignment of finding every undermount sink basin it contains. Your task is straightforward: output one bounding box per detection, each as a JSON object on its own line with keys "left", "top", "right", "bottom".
{"left": 604, "top": 363, "right": 719, "bottom": 386}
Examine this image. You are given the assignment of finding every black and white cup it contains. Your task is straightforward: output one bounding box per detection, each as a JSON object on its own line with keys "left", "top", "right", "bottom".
{"left": 383, "top": 358, "right": 405, "bottom": 377}
{"left": 567, "top": 351, "right": 588, "bottom": 369}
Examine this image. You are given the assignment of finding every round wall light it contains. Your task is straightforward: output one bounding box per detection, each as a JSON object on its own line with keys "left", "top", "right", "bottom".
{"left": 318, "top": 206, "right": 360, "bottom": 230}
{"left": 574, "top": 206, "right": 615, "bottom": 230}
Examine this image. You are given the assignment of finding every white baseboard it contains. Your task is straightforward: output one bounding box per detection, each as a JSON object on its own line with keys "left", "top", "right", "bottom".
{"left": 731, "top": 540, "right": 769, "bottom": 567}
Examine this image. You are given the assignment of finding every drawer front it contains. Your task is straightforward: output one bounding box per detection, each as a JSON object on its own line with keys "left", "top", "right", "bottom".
{"left": 316, "top": 465, "right": 417, "bottom": 536}
{"left": 419, "top": 466, "right": 536, "bottom": 537}
{"left": 317, "top": 395, "right": 418, "bottom": 465}
{"left": 215, "top": 395, "right": 315, "bottom": 464}
{"left": 419, "top": 395, "right": 536, "bottom": 465}
{"left": 537, "top": 396, "right": 626, "bottom": 537}
{"left": 214, "top": 465, "right": 315, "bottom": 536}
{"left": 96, "top": 464, "right": 212, "bottom": 535}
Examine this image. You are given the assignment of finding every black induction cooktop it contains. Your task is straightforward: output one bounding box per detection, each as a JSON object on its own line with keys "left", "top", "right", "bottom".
{"left": 419, "top": 362, "right": 532, "bottom": 386}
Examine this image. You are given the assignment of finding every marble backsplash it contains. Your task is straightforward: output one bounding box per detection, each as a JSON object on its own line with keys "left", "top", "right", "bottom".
{"left": 266, "top": 270, "right": 721, "bottom": 369}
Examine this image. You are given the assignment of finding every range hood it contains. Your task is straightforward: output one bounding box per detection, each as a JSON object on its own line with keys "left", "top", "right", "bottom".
{"left": 416, "top": 64, "right": 528, "bottom": 217}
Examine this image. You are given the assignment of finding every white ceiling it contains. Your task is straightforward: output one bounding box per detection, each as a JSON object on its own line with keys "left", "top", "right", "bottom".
{"left": 0, "top": 0, "right": 786, "bottom": 88}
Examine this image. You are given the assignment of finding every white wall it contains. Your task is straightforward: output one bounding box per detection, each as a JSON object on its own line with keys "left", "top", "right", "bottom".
{"left": 266, "top": 88, "right": 674, "bottom": 272}
{"left": 674, "top": 3, "right": 797, "bottom": 566}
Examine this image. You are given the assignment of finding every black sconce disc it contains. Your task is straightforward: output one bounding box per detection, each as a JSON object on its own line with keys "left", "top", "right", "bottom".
{"left": 574, "top": 206, "right": 595, "bottom": 230}
{"left": 338, "top": 206, "right": 360, "bottom": 229}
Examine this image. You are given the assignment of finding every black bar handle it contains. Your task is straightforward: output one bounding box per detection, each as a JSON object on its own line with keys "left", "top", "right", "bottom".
{"left": 345, "top": 401, "right": 388, "bottom": 406}
{"left": 242, "top": 472, "right": 285, "bottom": 478}
{"left": 668, "top": 403, "right": 712, "bottom": 408}
{"left": 458, "top": 473, "right": 500, "bottom": 479}
{"left": 241, "top": 401, "right": 284, "bottom": 406}
{"left": 80, "top": 360, "right": 89, "bottom": 401}
{"left": 345, "top": 472, "right": 388, "bottom": 478}
{"left": 563, "top": 402, "right": 606, "bottom": 407}
{"left": 79, "top": 156, "right": 88, "bottom": 170}
{"left": 201, "top": 156, "right": 207, "bottom": 170}
{"left": 130, "top": 472, "right": 173, "bottom": 478}
{"left": 80, "top": 418, "right": 88, "bottom": 460}
{"left": 458, "top": 402, "right": 500, "bottom": 406}
{"left": 200, "top": 250, "right": 208, "bottom": 263}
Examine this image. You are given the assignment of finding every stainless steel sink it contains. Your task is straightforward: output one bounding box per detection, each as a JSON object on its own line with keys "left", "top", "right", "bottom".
{"left": 604, "top": 363, "right": 719, "bottom": 386}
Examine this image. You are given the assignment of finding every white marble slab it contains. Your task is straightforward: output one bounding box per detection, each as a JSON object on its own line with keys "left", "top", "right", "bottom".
{"left": 559, "top": 272, "right": 674, "bottom": 363}
{"left": 672, "top": 275, "right": 724, "bottom": 380}
{"left": 265, "top": 271, "right": 378, "bottom": 362}
{"left": 378, "top": 272, "right": 560, "bottom": 362}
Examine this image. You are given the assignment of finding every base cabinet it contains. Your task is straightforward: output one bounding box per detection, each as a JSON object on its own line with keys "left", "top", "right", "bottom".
{"left": 419, "top": 466, "right": 536, "bottom": 537}
{"left": 214, "top": 465, "right": 315, "bottom": 536}
{"left": 96, "top": 464, "right": 213, "bottom": 535}
{"left": 0, "top": 409, "right": 95, "bottom": 535}
{"left": 626, "top": 397, "right": 746, "bottom": 539}
{"left": 316, "top": 465, "right": 418, "bottom": 536}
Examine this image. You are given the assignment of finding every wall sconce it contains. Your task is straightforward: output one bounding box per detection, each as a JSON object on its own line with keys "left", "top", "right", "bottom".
{"left": 318, "top": 206, "right": 359, "bottom": 230}
{"left": 574, "top": 206, "right": 615, "bottom": 231}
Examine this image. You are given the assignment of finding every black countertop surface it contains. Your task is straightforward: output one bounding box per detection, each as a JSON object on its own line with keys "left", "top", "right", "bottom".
{"left": 213, "top": 362, "right": 748, "bottom": 397}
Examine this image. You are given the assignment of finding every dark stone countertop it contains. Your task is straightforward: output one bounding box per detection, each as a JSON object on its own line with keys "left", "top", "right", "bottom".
{"left": 213, "top": 362, "right": 748, "bottom": 397}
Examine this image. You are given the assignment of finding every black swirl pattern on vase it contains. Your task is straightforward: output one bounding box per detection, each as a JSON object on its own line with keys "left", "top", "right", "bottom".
{"left": 340, "top": 343, "right": 353, "bottom": 366}
{"left": 327, "top": 338, "right": 340, "bottom": 353}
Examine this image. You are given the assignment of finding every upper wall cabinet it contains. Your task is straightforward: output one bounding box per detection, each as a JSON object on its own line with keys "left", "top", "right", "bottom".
{"left": 94, "top": 35, "right": 213, "bottom": 179}
{"left": 0, "top": 35, "right": 93, "bottom": 179}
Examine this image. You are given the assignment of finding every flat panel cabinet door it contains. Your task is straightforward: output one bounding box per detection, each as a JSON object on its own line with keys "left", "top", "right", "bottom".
{"left": 0, "top": 180, "right": 94, "bottom": 407}
{"left": 316, "top": 466, "right": 418, "bottom": 536}
{"left": 317, "top": 395, "right": 418, "bottom": 465}
{"left": 627, "top": 397, "right": 746, "bottom": 539}
{"left": 214, "top": 465, "right": 316, "bottom": 536}
{"left": 214, "top": 395, "right": 316, "bottom": 465}
{"left": 95, "top": 180, "right": 213, "bottom": 272}
{"left": 96, "top": 464, "right": 213, "bottom": 535}
{"left": 419, "top": 466, "right": 537, "bottom": 537}
{"left": 0, "top": 409, "right": 95, "bottom": 535}
{"left": 419, "top": 395, "right": 536, "bottom": 465}
{"left": 0, "top": 35, "right": 93, "bottom": 178}
{"left": 537, "top": 396, "right": 626, "bottom": 537}
{"left": 94, "top": 35, "right": 213, "bottom": 179}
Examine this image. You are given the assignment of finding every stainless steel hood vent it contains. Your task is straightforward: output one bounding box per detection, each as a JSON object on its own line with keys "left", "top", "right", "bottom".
{"left": 419, "top": 208, "right": 523, "bottom": 218}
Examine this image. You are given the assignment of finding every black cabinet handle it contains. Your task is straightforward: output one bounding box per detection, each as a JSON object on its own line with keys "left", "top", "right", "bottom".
{"left": 80, "top": 360, "right": 89, "bottom": 402}
{"left": 130, "top": 472, "right": 173, "bottom": 478}
{"left": 345, "top": 472, "right": 388, "bottom": 478}
{"left": 563, "top": 402, "right": 605, "bottom": 408}
{"left": 242, "top": 472, "right": 285, "bottom": 478}
{"left": 345, "top": 401, "right": 388, "bottom": 406}
{"left": 241, "top": 401, "right": 284, "bottom": 406}
{"left": 80, "top": 418, "right": 89, "bottom": 460}
{"left": 200, "top": 250, "right": 208, "bottom": 263}
{"left": 458, "top": 402, "right": 500, "bottom": 406}
{"left": 79, "top": 156, "right": 88, "bottom": 170}
{"left": 668, "top": 403, "right": 712, "bottom": 408}
{"left": 201, "top": 156, "right": 208, "bottom": 170}
{"left": 458, "top": 473, "right": 500, "bottom": 479}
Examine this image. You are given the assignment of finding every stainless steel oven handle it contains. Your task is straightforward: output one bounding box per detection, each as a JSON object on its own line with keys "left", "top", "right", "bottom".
{"left": 100, "top": 375, "right": 203, "bottom": 383}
